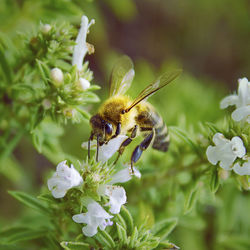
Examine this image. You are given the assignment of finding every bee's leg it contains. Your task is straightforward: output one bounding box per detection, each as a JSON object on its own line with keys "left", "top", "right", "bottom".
{"left": 131, "top": 129, "right": 154, "bottom": 173}
{"left": 113, "top": 125, "right": 138, "bottom": 165}
{"left": 111, "top": 122, "right": 121, "bottom": 140}
{"left": 88, "top": 133, "right": 94, "bottom": 160}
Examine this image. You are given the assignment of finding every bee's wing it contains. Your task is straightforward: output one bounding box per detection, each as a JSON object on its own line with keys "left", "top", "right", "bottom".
{"left": 109, "top": 56, "right": 135, "bottom": 96}
{"left": 125, "top": 69, "right": 182, "bottom": 112}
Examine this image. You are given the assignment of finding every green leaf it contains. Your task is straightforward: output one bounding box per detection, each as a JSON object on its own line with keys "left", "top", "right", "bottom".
{"left": 184, "top": 184, "right": 199, "bottom": 214}
{"left": 116, "top": 223, "right": 127, "bottom": 244}
{"left": 0, "top": 45, "right": 12, "bottom": 84}
{"left": 128, "top": 226, "right": 138, "bottom": 248}
{"left": 8, "top": 191, "right": 50, "bottom": 214}
{"left": 60, "top": 241, "right": 89, "bottom": 250}
{"left": 205, "top": 122, "right": 220, "bottom": 134}
{"left": 152, "top": 218, "right": 178, "bottom": 240}
{"left": 94, "top": 230, "right": 115, "bottom": 248}
{"left": 210, "top": 166, "right": 220, "bottom": 193}
{"left": 157, "top": 241, "right": 180, "bottom": 249}
{"left": 36, "top": 59, "right": 50, "bottom": 85}
{"left": 75, "top": 107, "right": 90, "bottom": 120}
{"left": 0, "top": 226, "right": 48, "bottom": 244}
{"left": 120, "top": 206, "right": 134, "bottom": 235}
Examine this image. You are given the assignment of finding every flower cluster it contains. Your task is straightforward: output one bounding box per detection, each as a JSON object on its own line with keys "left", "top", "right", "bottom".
{"left": 206, "top": 77, "right": 250, "bottom": 178}
{"left": 47, "top": 139, "right": 141, "bottom": 237}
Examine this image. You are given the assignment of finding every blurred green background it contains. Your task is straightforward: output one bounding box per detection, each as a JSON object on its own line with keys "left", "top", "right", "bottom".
{"left": 0, "top": 0, "right": 249, "bottom": 249}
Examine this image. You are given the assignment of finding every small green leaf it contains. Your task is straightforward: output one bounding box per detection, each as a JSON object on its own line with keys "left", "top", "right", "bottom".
{"left": 8, "top": 191, "right": 50, "bottom": 214}
{"left": 205, "top": 122, "right": 220, "bottom": 134}
{"left": 152, "top": 218, "right": 178, "bottom": 240}
{"left": 120, "top": 206, "right": 134, "bottom": 235}
{"left": 184, "top": 184, "right": 199, "bottom": 214}
{"left": 128, "top": 226, "right": 138, "bottom": 248}
{"left": 210, "top": 166, "right": 220, "bottom": 193}
{"left": 60, "top": 241, "right": 89, "bottom": 250}
{"left": 116, "top": 223, "right": 127, "bottom": 244}
{"left": 158, "top": 240, "right": 180, "bottom": 249}
{"left": 0, "top": 45, "right": 12, "bottom": 84}
{"left": 75, "top": 107, "right": 90, "bottom": 120}
{"left": 36, "top": 59, "right": 50, "bottom": 85}
{"left": 94, "top": 230, "right": 115, "bottom": 248}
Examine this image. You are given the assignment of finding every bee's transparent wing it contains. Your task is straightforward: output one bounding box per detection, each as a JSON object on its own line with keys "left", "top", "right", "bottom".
{"left": 125, "top": 69, "right": 182, "bottom": 112}
{"left": 109, "top": 56, "right": 135, "bottom": 96}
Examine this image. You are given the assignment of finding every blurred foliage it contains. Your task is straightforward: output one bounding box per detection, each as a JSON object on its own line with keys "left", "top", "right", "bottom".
{"left": 0, "top": 0, "right": 249, "bottom": 249}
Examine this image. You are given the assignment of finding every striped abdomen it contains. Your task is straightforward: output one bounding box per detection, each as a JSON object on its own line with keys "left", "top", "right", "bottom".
{"left": 135, "top": 105, "right": 170, "bottom": 152}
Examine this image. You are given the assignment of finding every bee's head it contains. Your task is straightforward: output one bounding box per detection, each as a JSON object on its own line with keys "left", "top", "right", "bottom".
{"left": 89, "top": 114, "right": 113, "bottom": 161}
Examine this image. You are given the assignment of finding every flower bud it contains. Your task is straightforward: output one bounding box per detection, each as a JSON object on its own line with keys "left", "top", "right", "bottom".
{"left": 50, "top": 68, "right": 64, "bottom": 87}
{"left": 41, "top": 24, "right": 51, "bottom": 34}
{"left": 78, "top": 78, "right": 90, "bottom": 90}
{"left": 42, "top": 99, "right": 52, "bottom": 110}
{"left": 63, "top": 108, "right": 76, "bottom": 118}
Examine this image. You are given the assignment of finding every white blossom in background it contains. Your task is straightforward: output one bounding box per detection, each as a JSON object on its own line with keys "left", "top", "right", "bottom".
{"left": 220, "top": 77, "right": 250, "bottom": 123}
{"left": 72, "top": 199, "right": 113, "bottom": 237}
{"left": 206, "top": 133, "right": 246, "bottom": 170}
{"left": 82, "top": 135, "right": 128, "bottom": 163}
{"left": 72, "top": 15, "right": 95, "bottom": 71}
{"left": 48, "top": 161, "right": 83, "bottom": 198}
{"left": 233, "top": 157, "right": 250, "bottom": 176}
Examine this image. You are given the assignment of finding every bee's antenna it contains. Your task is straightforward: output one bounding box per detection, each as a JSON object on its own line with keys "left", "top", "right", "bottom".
{"left": 96, "top": 134, "right": 100, "bottom": 162}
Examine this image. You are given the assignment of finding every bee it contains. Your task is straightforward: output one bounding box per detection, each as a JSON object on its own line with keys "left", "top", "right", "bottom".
{"left": 88, "top": 56, "right": 181, "bottom": 170}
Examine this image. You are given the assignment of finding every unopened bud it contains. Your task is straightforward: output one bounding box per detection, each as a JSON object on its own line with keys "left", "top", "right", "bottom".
{"left": 42, "top": 99, "right": 52, "bottom": 110}
{"left": 41, "top": 24, "right": 51, "bottom": 34}
{"left": 51, "top": 68, "right": 64, "bottom": 86}
{"left": 218, "top": 169, "right": 230, "bottom": 180}
{"left": 78, "top": 78, "right": 90, "bottom": 90}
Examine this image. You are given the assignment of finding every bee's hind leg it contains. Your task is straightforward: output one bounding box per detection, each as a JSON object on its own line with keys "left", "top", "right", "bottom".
{"left": 113, "top": 125, "right": 138, "bottom": 165}
{"left": 130, "top": 129, "right": 155, "bottom": 173}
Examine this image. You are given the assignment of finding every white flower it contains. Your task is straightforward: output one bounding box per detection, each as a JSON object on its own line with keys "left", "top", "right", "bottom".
{"left": 48, "top": 161, "right": 83, "bottom": 198}
{"left": 98, "top": 184, "right": 126, "bottom": 214}
{"left": 72, "top": 15, "right": 95, "bottom": 71}
{"left": 81, "top": 135, "right": 128, "bottom": 163}
{"left": 50, "top": 68, "right": 64, "bottom": 86}
{"left": 233, "top": 157, "right": 250, "bottom": 176}
{"left": 206, "top": 133, "right": 246, "bottom": 170}
{"left": 220, "top": 77, "right": 250, "bottom": 123}
{"left": 72, "top": 199, "right": 113, "bottom": 237}
{"left": 78, "top": 77, "right": 90, "bottom": 90}
{"left": 97, "top": 166, "right": 141, "bottom": 214}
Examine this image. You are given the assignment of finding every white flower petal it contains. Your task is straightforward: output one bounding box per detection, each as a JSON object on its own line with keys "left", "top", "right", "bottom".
{"left": 78, "top": 78, "right": 90, "bottom": 90}
{"left": 231, "top": 106, "right": 250, "bottom": 123}
{"left": 98, "top": 135, "right": 128, "bottom": 163}
{"left": 231, "top": 137, "right": 246, "bottom": 158}
{"left": 233, "top": 159, "right": 250, "bottom": 176}
{"left": 109, "top": 166, "right": 141, "bottom": 184}
{"left": 82, "top": 224, "right": 98, "bottom": 237}
{"left": 206, "top": 146, "right": 219, "bottom": 165}
{"left": 220, "top": 95, "right": 238, "bottom": 109}
{"left": 72, "top": 16, "right": 95, "bottom": 71}
{"left": 237, "top": 78, "right": 249, "bottom": 107}
{"left": 72, "top": 213, "right": 90, "bottom": 224}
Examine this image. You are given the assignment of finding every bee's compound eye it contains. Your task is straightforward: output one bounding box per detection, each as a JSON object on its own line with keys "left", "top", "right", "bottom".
{"left": 105, "top": 123, "right": 113, "bottom": 135}
{"left": 121, "top": 110, "right": 126, "bottom": 114}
